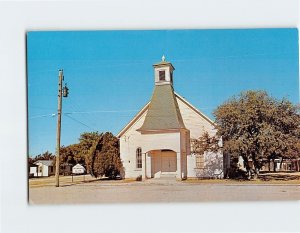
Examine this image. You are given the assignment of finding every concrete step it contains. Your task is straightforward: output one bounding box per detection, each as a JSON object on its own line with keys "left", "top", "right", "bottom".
{"left": 159, "top": 173, "right": 177, "bottom": 179}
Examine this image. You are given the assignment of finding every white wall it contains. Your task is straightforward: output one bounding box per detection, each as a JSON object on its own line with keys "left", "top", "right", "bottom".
{"left": 34, "top": 163, "right": 49, "bottom": 177}
{"left": 29, "top": 167, "right": 37, "bottom": 176}
{"left": 177, "top": 96, "right": 223, "bottom": 178}
{"left": 120, "top": 110, "right": 147, "bottom": 178}
{"left": 176, "top": 96, "right": 216, "bottom": 138}
{"left": 120, "top": 109, "right": 184, "bottom": 178}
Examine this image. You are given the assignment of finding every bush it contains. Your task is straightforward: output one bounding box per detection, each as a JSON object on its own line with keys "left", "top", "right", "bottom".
{"left": 136, "top": 175, "right": 142, "bottom": 181}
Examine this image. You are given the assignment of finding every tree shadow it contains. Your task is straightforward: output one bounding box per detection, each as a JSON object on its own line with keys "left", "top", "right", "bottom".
{"left": 59, "top": 176, "right": 123, "bottom": 187}
{"left": 259, "top": 172, "right": 300, "bottom": 181}
{"left": 195, "top": 153, "right": 223, "bottom": 179}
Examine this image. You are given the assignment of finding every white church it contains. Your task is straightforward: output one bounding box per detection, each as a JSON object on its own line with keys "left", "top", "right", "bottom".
{"left": 117, "top": 57, "right": 224, "bottom": 180}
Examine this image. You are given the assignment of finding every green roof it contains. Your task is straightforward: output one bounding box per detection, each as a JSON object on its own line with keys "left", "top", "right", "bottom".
{"left": 138, "top": 84, "right": 186, "bottom": 132}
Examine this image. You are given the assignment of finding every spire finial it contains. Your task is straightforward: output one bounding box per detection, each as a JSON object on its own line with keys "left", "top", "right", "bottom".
{"left": 162, "top": 55, "right": 166, "bottom": 62}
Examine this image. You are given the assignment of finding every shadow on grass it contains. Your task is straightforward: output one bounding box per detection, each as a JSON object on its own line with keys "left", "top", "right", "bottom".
{"left": 259, "top": 172, "right": 300, "bottom": 181}
{"left": 60, "top": 177, "right": 123, "bottom": 187}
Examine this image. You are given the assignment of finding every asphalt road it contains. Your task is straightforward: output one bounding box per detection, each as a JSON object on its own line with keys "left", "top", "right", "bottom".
{"left": 29, "top": 178, "right": 300, "bottom": 204}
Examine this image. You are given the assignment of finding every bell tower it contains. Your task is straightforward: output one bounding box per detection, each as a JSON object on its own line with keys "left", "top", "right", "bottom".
{"left": 153, "top": 55, "right": 175, "bottom": 86}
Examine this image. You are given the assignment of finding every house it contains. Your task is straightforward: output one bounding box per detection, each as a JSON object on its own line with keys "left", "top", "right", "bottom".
{"left": 30, "top": 160, "right": 74, "bottom": 177}
{"left": 117, "top": 57, "right": 224, "bottom": 180}
{"left": 28, "top": 163, "right": 38, "bottom": 178}
{"left": 32, "top": 160, "right": 55, "bottom": 177}
{"left": 72, "top": 163, "right": 86, "bottom": 174}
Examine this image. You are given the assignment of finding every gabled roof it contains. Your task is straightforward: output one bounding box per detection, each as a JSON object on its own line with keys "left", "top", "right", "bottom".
{"left": 137, "top": 84, "right": 186, "bottom": 132}
{"left": 117, "top": 102, "right": 149, "bottom": 138}
{"left": 73, "top": 163, "right": 85, "bottom": 169}
{"left": 175, "top": 92, "right": 216, "bottom": 127}
{"left": 117, "top": 91, "right": 216, "bottom": 137}
{"left": 34, "top": 160, "right": 53, "bottom": 166}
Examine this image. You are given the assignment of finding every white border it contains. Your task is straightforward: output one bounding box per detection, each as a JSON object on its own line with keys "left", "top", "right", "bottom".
{"left": 0, "top": 1, "right": 299, "bottom": 233}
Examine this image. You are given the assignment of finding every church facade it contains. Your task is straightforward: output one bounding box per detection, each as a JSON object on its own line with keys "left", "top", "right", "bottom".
{"left": 117, "top": 58, "right": 223, "bottom": 180}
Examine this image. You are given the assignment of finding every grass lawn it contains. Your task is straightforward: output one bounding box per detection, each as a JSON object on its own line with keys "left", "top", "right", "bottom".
{"left": 184, "top": 171, "right": 300, "bottom": 184}
{"left": 29, "top": 172, "right": 300, "bottom": 188}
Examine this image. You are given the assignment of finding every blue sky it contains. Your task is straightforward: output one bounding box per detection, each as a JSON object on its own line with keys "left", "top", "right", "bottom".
{"left": 27, "top": 29, "right": 299, "bottom": 156}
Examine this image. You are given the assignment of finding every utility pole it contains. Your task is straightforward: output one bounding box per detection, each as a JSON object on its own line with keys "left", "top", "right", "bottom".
{"left": 55, "top": 69, "right": 69, "bottom": 187}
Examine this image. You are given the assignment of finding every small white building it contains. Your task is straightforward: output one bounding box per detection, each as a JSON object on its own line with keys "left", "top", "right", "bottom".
{"left": 72, "top": 163, "right": 86, "bottom": 174}
{"left": 117, "top": 57, "right": 224, "bottom": 180}
{"left": 31, "top": 160, "right": 55, "bottom": 177}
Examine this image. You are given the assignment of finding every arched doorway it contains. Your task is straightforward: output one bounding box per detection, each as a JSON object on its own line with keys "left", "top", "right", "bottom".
{"left": 150, "top": 149, "right": 177, "bottom": 178}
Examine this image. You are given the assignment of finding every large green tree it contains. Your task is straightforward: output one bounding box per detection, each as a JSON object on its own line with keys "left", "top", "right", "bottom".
{"left": 60, "top": 143, "right": 85, "bottom": 166}
{"left": 214, "top": 90, "right": 300, "bottom": 179}
{"left": 56, "top": 131, "right": 123, "bottom": 179}
{"left": 86, "top": 132, "right": 123, "bottom": 179}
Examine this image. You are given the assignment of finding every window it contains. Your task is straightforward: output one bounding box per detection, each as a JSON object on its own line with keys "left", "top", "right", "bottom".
{"left": 196, "top": 155, "right": 205, "bottom": 169}
{"left": 136, "top": 147, "right": 142, "bottom": 169}
{"left": 159, "top": 70, "right": 165, "bottom": 81}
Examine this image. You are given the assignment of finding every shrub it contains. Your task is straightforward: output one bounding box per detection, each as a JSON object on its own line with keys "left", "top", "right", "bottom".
{"left": 136, "top": 175, "right": 142, "bottom": 181}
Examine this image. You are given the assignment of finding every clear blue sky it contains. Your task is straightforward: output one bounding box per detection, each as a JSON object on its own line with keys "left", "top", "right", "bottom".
{"left": 27, "top": 29, "right": 299, "bottom": 156}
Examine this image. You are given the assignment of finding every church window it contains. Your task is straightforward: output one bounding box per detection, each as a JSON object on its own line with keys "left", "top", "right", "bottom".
{"left": 159, "top": 70, "right": 165, "bottom": 81}
{"left": 196, "top": 154, "right": 205, "bottom": 169}
{"left": 136, "top": 147, "right": 142, "bottom": 169}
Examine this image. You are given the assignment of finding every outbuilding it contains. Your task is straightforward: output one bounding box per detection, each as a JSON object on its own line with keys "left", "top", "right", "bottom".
{"left": 32, "top": 160, "right": 55, "bottom": 177}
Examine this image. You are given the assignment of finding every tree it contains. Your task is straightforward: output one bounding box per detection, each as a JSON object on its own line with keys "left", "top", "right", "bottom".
{"left": 60, "top": 143, "right": 85, "bottom": 166}
{"left": 214, "top": 90, "right": 300, "bottom": 179}
{"left": 78, "top": 131, "right": 102, "bottom": 170}
{"left": 191, "top": 131, "right": 220, "bottom": 155}
{"left": 191, "top": 131, "right": 224, "bottom": 178}
{"left": 86, "top": 132, "right": 123, "bottom": 179}
{"left": 29, "top": 151, "right": 55, "bottom": 163}
{"left": 54, "top": 131, "right": 123, "bottom": 178}
{"left": 266, "top": 99, "right": 300, "bottom": 171}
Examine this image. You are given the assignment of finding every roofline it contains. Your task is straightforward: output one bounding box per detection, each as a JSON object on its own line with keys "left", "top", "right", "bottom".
{"left": 174, "top": 92, "right": 217, "bottom": 127}
{"left": 153, "top": 62, "right": 175, "bottom": 71}
{"left": 116, "top": 102, "right": 150, "bottom": 138}
{"left": 35, "top": 160, "right": 53, "bottom": 161}
{"left": 117, "top": 92, "right": 217, "bottom": 138}
{"left": 137, "top": 128, "right": 188, "bottom": 134}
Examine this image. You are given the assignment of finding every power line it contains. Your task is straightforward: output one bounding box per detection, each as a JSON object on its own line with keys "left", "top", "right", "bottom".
{"left": 29, "top": 113, "right": 56, "bottom": 119}
{"left": 64, "top": 110, "right": 139, "bottom": 114}
{"left": 29, "top": 109, "right": 140, "bottom": 119}
{"left": 64, "top": 114, "right": 96, "bottom": 131}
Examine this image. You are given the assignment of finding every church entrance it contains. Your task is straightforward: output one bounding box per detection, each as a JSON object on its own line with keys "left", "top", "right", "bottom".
{"left": 161, "top": 151, "right": 177, "bottom": 173}
{"left": 150, "top": 150, "right": 177, "bottom": 178}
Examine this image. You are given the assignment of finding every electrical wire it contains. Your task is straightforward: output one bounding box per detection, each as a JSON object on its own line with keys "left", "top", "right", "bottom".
{"left": 64, "top": 114, "right": 96, "bottom": 131}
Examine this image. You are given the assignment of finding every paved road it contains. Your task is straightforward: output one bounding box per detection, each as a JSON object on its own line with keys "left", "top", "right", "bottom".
{"left": 29, "top": 178, "right": 300, "bottom": 204}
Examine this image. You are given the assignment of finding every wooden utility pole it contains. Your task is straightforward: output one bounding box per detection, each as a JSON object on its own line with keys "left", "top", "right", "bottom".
{"left": 55, "top": 69, "right": 63, "bottom": 187}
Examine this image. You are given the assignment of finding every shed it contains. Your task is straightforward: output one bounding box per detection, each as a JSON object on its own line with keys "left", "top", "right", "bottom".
{"left": 33, "top": 160, "right": 54, "bottom": 177}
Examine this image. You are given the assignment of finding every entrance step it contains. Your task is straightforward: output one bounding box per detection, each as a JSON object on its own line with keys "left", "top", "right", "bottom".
{"left": 159, "top": 173, "right": 177, "bottom": 179}
{"left": 145, "top": 177, "right": 179, "bottom": 185}
{"left": 146, "top": 173, "right": 178, "bottom": 185}
{"left": 161, "top": 174, "right": 176, "bottom": 180}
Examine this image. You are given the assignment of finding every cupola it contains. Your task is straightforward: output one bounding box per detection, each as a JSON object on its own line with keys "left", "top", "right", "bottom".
{"left": 153, "top": 55, "right": 175, "bottom": 86}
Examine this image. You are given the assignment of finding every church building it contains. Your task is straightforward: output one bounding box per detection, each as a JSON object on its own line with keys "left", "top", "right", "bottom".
{"left": 117, "top": 57, "right": 223, "bottom": 180}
